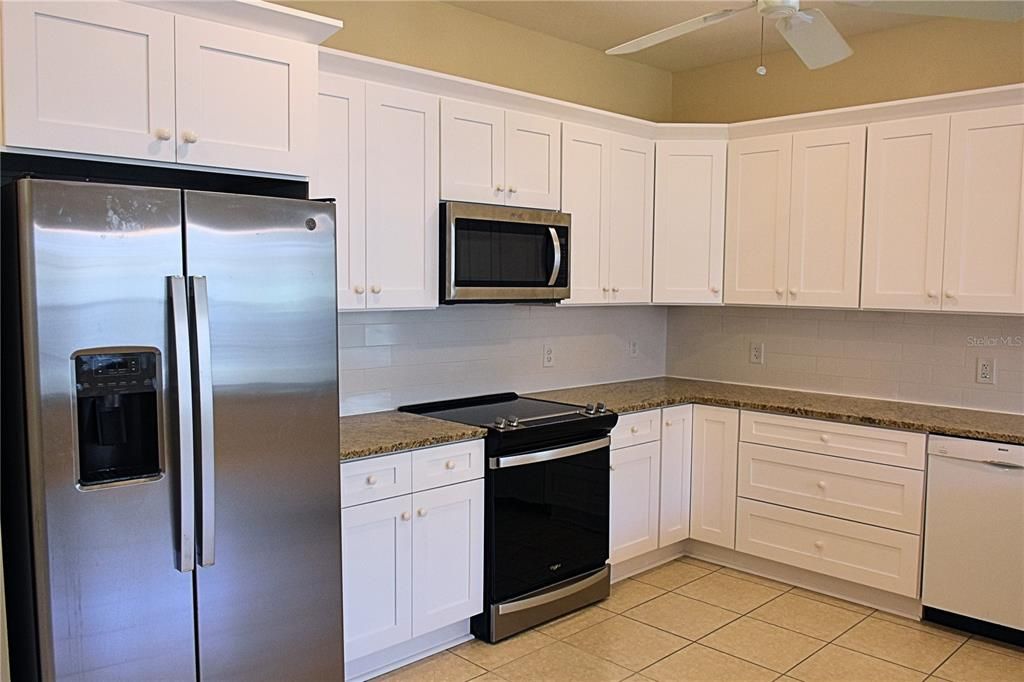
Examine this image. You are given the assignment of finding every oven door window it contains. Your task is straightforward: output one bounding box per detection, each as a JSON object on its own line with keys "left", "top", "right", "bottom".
{"left": 490, "top": 446, "right": 609, "bottom": 603}
{"left": 454, "top": 218, "right": 560, "bottom": 288}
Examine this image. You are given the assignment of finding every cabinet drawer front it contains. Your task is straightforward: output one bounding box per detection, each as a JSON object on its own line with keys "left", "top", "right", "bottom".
{"left": 611, "top": 410, "right": 662, "bottom": 449}
{"left": 736, "top": 499, "right": 921, "bottom": 597}
{"left": 738, "top": 443, "right": 924, "bottom": 532}
{"left": 411, "top": 440, "right": 484, "bottom": 492}
{"left": 740, "top": 411, "right": 925, "bottom": 469}
{"left": 341, "top": 452, "right": 412, "bottom": 508}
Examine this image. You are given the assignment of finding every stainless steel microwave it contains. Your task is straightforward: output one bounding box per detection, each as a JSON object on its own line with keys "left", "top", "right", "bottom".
{"left": 441, "top": 201, "right": 571, "bottom": 304}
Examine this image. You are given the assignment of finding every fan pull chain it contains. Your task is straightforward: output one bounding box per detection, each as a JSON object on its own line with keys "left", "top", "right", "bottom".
{"left": 756, "top": 16, "right": 767, "bottom": 76}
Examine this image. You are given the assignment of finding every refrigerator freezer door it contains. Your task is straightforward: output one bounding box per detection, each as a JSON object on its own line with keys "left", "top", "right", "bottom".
{"left": 16, "top": 179, "right": 197, "bottom": 680}
{"left": 184, "top": 191, "right": 344, "bottom": 679}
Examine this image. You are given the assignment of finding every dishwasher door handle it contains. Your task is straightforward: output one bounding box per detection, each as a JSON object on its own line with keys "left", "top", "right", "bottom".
{"left": 983, "top": 460, "right": 1024, "bottom": 470}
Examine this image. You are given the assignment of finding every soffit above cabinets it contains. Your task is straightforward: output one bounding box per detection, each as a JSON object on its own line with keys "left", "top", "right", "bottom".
{"left": 127, "top": 0, "right": 343, "bottom": 43}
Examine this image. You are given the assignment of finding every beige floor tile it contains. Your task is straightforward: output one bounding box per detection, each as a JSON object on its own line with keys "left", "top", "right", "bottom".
{"left": 748, "top": 592, "right": 867, "bottom": 641}
{"left": 632, "top": 560, "right": 711, "bottom": 590}
{"left": 677, "top": 556, "right": 722, "bottom": 571}
{"left": 871, "top": 611, "right": 969, "bottom": 643}
{"left": 374, "top": 651, "right": 486, "bottom": 682}
{"left": 933, "top": 643, "right": 1024, "bottom": 681}
{"left": 623, "top": 674, "right": 656, "bottom": 681}
{"left": 699, "top": 616, "right": 825, "bottom": 673}
{"left": 537, "top": 605, "right": 615, "bottom": 639}
{"left": 565, "top": 615, "right": 689, "bottom": 671}
{"left": 602, "top": 579, "right": 666, "bottom": 614}
{"left": 717, "top": 567, "right": 792, "bottom": 591}
{"left": 641, "top": 643, "right": 778, "bottom": 682}
{"left": 969, "top": 636, "right": 1024, "bottom": 661}
{"left": 451, "top": 629, "right": 555, "bottom": 670}
{"left": 788, "top": 587, "right": 874, "bottom": 616}
{"left": 788, "top": 644, "right": 926, "bottom": 682}
{"left": 468, "top": 675, "right": 505, "bottom": 682}
{"left": 493, "top": 641, "right": 632, "bottom": 682}
{"left": 835, "top": 616, "right": 964, "bottom": 673}
{"left": 625, "top": 592, "right": 740, "bottom": 641}
{"left": 676, "top": 572, "right": 785, "bottom": 613}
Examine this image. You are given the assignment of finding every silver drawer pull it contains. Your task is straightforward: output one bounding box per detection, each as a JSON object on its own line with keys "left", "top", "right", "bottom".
{"left": 445, "top": 460, "right": 457, "bottom": 470}
{"left": 366, "top": 475, "right": 378, "bottom": 486}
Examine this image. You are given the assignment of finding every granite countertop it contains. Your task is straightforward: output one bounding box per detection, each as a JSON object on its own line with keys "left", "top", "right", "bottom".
{"left": 528, "top": 377, "right": 1024, "bottom": 445}
{"left": 339, "top": 411, "right": 487, "bottom": 462}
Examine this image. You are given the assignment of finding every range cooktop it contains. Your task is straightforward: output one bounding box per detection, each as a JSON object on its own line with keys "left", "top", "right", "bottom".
{"left": 399, "top": 392, "right": 611, "bottom": 431}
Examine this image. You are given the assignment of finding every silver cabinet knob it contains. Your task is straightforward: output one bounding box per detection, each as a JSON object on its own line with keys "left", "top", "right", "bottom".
{"left": 612, "top": 287, "right": 620, "bottom": 293}
{"left": 814, "top": 540, "right": 825, "bottom": 550}
{"left": 820, "top": 434, "right": 830, "bottom": 443}
{"left": 417, "top": 508, "right": 428, "bottom": 518}
{"left": 816, "top": 480, "right": 827, "bottom": 490}
{"left": 775, "top": 287, "right": 784, "bottom": 296}
{"left": 789, "top": 288, "right": 797, "bottom": 297}
{"left": 400, "top": 511, "right": 411, "bottom": 521}
{"left": 945, "top": 290, "right": 956, "bottom": 299}
{"left": 710, "top": 285, "right": 720, "bottom": 294}
{"left": 370, "top": 285, "right": 382, "bottom": 294}
{"left": 508, "top": 186, "right": 517, "bottom": 193}
{"left": 602, "top": 287, "right": 610, "bottom": 293}
{"left": 353, "top": 284, "right": 365, "bottom": 295}
{"left": 444, "top": 460, "right": 456, "bottom": 470}
{"left": 495, "top": 185, "right": 504, "bottom": 192}
{"left": 181, "top": 130, "right": 199, "bottom": 144}
{"left": 366, "top": 475, "right": 377, "bottom": 486}
{"left": 665, "top": 420, "right": 673, "bottom": 427}
{"left": 630, "top": 426, "right": 639, "bottom": 434}
{"left": 154, "top": 127, "right": 172, "bottom": 141}
{"left": 927, "top": 290, "right": 938, "bottom": 299}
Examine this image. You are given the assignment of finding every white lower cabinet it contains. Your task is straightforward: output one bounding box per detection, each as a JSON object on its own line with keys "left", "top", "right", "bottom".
{"left": 689, "top": 406, "right": 740, "bottom": 549}
{"left": 658, "top": 405, "right": 693, "bottom": 546}
{"left": 610, "top": 440, "right": 661, "bottom": 563}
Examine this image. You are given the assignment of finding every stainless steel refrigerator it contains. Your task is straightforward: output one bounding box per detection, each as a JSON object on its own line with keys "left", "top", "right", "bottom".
{"left": 2, "top": 178, "right": 343, "bottom": 680}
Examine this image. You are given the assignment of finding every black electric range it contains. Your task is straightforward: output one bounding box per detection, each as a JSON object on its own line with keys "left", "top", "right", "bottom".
{"left": 400, "top": 393, "right": 618, "bottom": 642}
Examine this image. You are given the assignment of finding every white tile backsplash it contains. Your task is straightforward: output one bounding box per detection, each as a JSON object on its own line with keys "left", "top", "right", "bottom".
{"left": 667, "top": 307, "right": 1024, "bottom": 414}
{"left": 339, "top": 305, "right": 667, "bottom": 414}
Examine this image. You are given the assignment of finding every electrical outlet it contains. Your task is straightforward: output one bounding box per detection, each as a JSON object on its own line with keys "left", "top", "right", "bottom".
{"left": 976, "top": 357, "right": 995, "bottom": 384}
{"left": 628, "top": 339, "right": 640, "bottom": 358}
{"left": 749, "top": 341, "right": 765, "bottom": 365}
{"left": 543, "top": 343, "right": 555, "bottom": 368}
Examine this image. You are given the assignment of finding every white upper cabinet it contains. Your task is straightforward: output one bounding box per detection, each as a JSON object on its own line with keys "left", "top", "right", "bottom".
{"left": 607, "top": 133, "right": 656, "bottom": 304}
{"left": 173, "top": 16, "right": 316, "bottom": 176}
{"left": 861, "top": 115, "right": 950, "bottom": 311}
{"left": 942, "top": 105, "right": 1024, "bottom": 314}
{"left": 724, "top": 134, "right": 793, "bottom": 306}
{"left": 1, "top": 1, "right": 176, "bottom": 162}
{"left": 561, "top": 123, "right": 611, "bottom": 305}
{"left": 312, "top": 73, "right": 366, "bottom": 311}
{"left": 653, "top": 140, "right": 727, "bottom": 304}
{"left": 787, "top": 126, "right": 866, "bottom": 308}
{"left": 441, "top": 99, "right": 560, "bottom": 209}
{"left": 365, "top": 84, "right": 440, "bottom": 310}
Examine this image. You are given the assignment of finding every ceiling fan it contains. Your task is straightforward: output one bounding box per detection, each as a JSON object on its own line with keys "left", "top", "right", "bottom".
{"left": 606, "top": 0, "right": 1024, "bottom": 71}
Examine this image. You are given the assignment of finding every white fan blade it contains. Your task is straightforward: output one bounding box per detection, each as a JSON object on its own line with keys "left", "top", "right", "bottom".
{"left": 605, "top": 1, "right": 756, "bottom": 55}
{"left": 840, "top": 1, "right": 1024, "bottom": 22}
{"left": 777, "top": 9, "right": 854, "bottom": 69}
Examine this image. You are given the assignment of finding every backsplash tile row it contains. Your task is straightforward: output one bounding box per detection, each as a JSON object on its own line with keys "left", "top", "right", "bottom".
{"left": 666, "top": 307, "right": 1024, "bottom": 414}
{"left": 339, "top": 305, "right": 667, "bottom": 414}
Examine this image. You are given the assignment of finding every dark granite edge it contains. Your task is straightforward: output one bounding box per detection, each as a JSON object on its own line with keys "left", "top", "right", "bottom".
{"left": 340, "top": 431, "right": 487, "bottom": 462}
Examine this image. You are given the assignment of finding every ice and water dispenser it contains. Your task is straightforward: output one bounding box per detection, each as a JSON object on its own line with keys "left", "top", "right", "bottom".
{"left": 74, "top": 351, "right": 161, "bottom": 487}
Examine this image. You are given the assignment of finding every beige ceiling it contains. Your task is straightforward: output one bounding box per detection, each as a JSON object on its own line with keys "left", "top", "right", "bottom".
{"left": 448, "top": 1, "right": 935, "bottom": 72}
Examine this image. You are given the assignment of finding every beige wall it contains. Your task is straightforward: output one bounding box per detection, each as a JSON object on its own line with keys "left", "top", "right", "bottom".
{"left": 280, "top": 1, "right": 673, "bottom": 121}
{"left": 672, "top": 18, "right": 1024, "bottom": 123}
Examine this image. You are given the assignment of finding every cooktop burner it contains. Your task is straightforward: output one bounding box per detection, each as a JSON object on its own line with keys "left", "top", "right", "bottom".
{"left": 399, "top": 392, "right": 610, "bottom": 431}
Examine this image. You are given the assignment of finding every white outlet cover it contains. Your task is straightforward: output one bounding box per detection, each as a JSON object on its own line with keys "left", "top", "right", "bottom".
{"left": 976, "top": 357, "right": 995, "bottom": 384}
{"left": 543, "top": 343, "right": 555, "bottom": 368}
{"left": 628, "top": 340, "right": 640, "bottom": 358}
{"left": 749, "top": 341, "right": 764, "bottom": 365}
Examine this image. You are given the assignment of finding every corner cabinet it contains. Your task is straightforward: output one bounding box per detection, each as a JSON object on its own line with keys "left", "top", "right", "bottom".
{"left": 313, "top": 79, "right": 439, "bottom": 311}
{"left": 653, "top": 140, "right": 727, "bottom": 304}
{"left": 2, "top": 2, "right": 316, "bottom": 176}
{"left": 689, "top": 406, "right": 739, "bottom": 549}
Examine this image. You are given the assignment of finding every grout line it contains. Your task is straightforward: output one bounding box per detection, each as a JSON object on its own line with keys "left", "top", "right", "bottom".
{"left": 828, "top": 641, "right": 956, "bottom": 677}
{"left": 928, "top": 637, "right": 971, "bottom": 678}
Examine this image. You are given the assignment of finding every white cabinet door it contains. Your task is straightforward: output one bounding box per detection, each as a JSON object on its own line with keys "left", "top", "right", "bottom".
{"left": 1, "top": 1, "right": 176, "bottom": 161}
{"left": 724, "top": 134, "right": 792, "bottom": 306}
{"left": 610, "top": 441, "right": 661, "bottom": 563}
{"left": 653, "top": 140, "right": 727, "bottom": 304}
{"left": 411, "top": 480, "right": 484, "bottom": 637}
{"left": 659, "top": 405, "right": 693, "bottom": 546}
{"left": 861, "top": 116, "right": 950, "bottom": 311}
{"left": 365, "top": 84, "right": 440, "bottom": 310}
{"left": 505, "top": 111, "right": 561, "bottom": 210}
{"left": 561, "top": 123, "right": 611, "bottom": 305}
{"left": 342, "top": 495, "right": 413, "bottom": 660}
{"left": 788, "top": 126, "right": 866, "bottom": 308}
{"left": 174, "top": 16, "right": 315, "bottom": 175}
{"left": 441, "top": 98, "right": 505, "bottom": 205}
{"left": 607, "top": 133, "right": 655, "bottom": 304}
{"left": 690, "top": 406, "right": 739, "bottom": 549}
{"left": 942, "top": 105, "right": 1024, "bottom": 314}
{"left": 312, "top": 73, "right": 366, "bottom": 311}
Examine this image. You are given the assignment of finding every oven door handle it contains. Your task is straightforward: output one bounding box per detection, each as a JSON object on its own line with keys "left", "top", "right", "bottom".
{"left": 489, "top": 436, "right": 610, "bottom": 469}
{"left": 547, "top": 227, "right": 562, "bottom": 287}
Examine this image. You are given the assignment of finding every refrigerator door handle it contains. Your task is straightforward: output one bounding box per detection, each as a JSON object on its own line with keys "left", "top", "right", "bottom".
{"left": 169, "top": 276, "right": 196, "bottom": 573}
{"left": 190, "top": 275, "right": 216, "bottom": 567}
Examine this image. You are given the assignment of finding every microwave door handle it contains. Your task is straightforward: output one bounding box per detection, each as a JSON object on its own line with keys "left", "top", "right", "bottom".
{"left": 168, "top": 276, "right": 195, "bottom": 573}
{"left": 548, "top": 227, "right": 562, "bottom": 286}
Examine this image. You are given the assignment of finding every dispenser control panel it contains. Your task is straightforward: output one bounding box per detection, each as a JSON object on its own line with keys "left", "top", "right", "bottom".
{"left": 75, "top": 352, "right": 157, "bottom": 397}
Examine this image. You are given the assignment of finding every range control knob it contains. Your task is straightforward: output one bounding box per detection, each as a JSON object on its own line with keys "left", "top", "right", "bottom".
{"left": 507, "top": 416, "right": 520, "bottom": 427}
{"left": 585, "top": 403, "right": 597, "bottom": 415}
{"left": 596, "top": 402, "right": 607, "bottom": 413}
{"left": 494, "top": 417, "right": 507, "bottom": 429}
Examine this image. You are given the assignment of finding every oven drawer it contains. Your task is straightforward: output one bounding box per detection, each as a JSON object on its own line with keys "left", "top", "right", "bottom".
{"left": 738, "top": 443, "right": 924, "bottom": 533}
{"left": 412, "top": 440, "right": 484, "bottom": 492}
{"left": 341, "top": 452, "right": 412, "bottom": 508}
{"left": 611, "top": 410, "right": 662, "bottom": 450}
{"left": 740, "top": 411, "right": 926, "bottom": 470}
{"left": 736, "top": 498, "right": 921, "bottom": 597}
